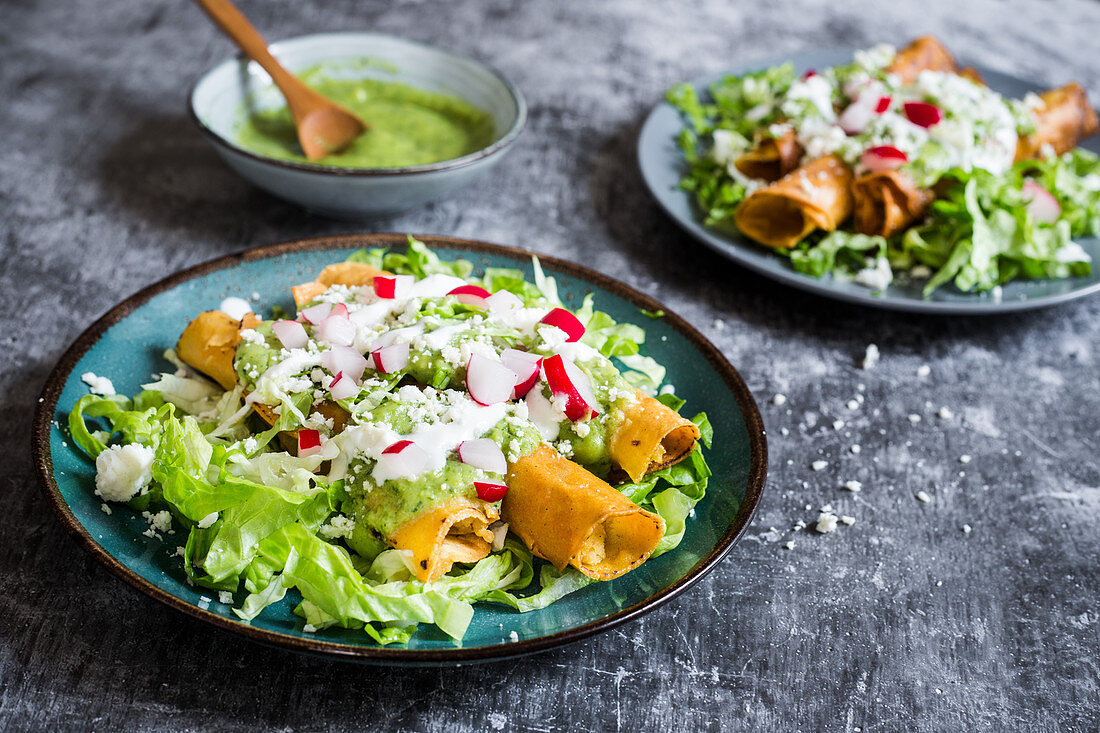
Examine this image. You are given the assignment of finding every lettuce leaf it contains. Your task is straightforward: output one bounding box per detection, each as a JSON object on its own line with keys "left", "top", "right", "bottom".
{"left": 346, "top": 235, "right": 474, "bottom": 279}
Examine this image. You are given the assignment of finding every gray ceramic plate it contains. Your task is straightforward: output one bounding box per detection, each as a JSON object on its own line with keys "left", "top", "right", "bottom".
{"left": 638, "top": 50, "right": 1100, "bottom": 314}
{"left": 33, "top": 234, "right": 766, "bottom": 665}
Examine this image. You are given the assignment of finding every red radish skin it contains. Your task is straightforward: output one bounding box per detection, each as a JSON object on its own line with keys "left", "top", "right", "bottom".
{"left": 382, "top": 439, "right": 414, "bottom": 455}
{"left": 447, "top": 285, "right": 491, "bottom": 307}
{"left": 542, "top": 354, "right": 599, "bottom": 421}
{"left": 903, "top": 101, "right": 943, "bottom": 128}
{"left": 272, "top": 320, "right": 308, "bottom": 350}
{"left": 328, "top": 371, "right": 358, "bottom": 400}
{"left": 465, "top": 354, "right": 519, "bottom": 406}
{"left": 801, "top": 69, "right": 817, "bottom": 80}
{"left": 316, "top": 313, "right": 356, "bottom": 346}
{"left": 457, "top": 439, "right": 508, "bottom": 474}
{"left": 329, "top": 303, "right": 349, "bottom": 319}
{"left": 861, "top": 145, "right": 909, "bottom": 173}
{"left": 874, "top": 96, "right": 891, "bottom": 114}
{"left": 474, "top": 481, "right": 509, "bottom": 502}
{"left": 838, "top": 101, "right": 875, "bottom": 135}
{"left": 300, "top": 303, "right": 333, "bottom": 325}
{"left": 373, "top": 275, "right": 413, "bottom": 299}
{"left": 298, "top": 429, "right": 322, "bottom": 457}
{"left": 1022, "top": 180, "right": 1062, "bottom": 223}
{"left": 500, "top": 349, "right": 542, "bottom": 399}
{"left": 485, "top": 290, "right": 522, "bottom": 312}
{"left": 539, "top": 308, "right": 585, "bottom": 342}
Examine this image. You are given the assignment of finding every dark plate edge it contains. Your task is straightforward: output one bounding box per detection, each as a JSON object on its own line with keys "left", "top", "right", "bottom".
{"left": 31, "top": 233, "right": 768, "bottom": 665}
{"left": 637, "top": 53, "right": 1100, "bottom": 314}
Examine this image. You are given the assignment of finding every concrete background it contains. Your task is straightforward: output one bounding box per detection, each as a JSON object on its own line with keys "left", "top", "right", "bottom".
{"left": 2, "top": 0, "right": 1098, "bottom": 730}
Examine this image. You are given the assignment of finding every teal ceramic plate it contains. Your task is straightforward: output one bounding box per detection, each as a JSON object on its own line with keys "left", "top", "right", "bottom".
{"left": 639, "top": 51, "right": 1100, "bottom": 314}
{"left": 33, "top": 234, "right": 766, "bottom": 664}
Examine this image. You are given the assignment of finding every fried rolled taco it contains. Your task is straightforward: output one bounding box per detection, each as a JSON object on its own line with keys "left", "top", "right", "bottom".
{"left": 734, "top": 155, "right": 855, "bottom": 249}
{"left": 885, "top": 36, "right": 958, "bottom": 83}
{"left": 735, "top": 128, "right": 804, "bottom": 182}
{"left": 611, "top": 390, "right": 701, "bottom": 483}
{"left": 1015, "top": 83, "right": 1100, "bottom": 161}
{"left": 851, "top": 170, "right": 936, "bottom": 238}
{"left": 504, "top": 445, "right": 665, "bottom": 580}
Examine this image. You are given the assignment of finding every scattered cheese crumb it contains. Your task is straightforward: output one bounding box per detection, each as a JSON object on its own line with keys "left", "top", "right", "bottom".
{"left": 962, "top": 524, "right": 972, "bottom": 534}
{"left": 840, "top": 515, "right": 856, "bottom": 526}
{"left": 815, "top": 512, "right": 839, "bottom": 533}
{"left": 100, "top": 503, "right": 112, "bottom": 515}
{"left": 713, "top": 319, "right": 726, "bottom": 330}
{"left": 94, "top": 444, "right": 154, "bottom": 502}
{"left": 508, "top": 631, "right": 519, "bottom": 642}
{"left": 779, "top": 427, "right": 790, "bottom": 436}
{"left": 959, "top": 454, "right": 971, "bottom": 464}
{"left": 844, "top": 480, "right": 863, "bottom": 492}
{"left": 850, "top": 444, "right": 861, "bottom": 454}
{"left": 772, "top": 393, "right": 787, "bottom": 406}
{"left": 916, "top": 365, "right": 931, "bottom": 377}
{"left": 847, "top": 400, "right": 860, "bottom": 411}
{"left": 197, "top": 512, "right": 219, "bottom": 529}
{"left": 908, "top": 414, "right": 922, "bottom": 424}
{"left": 218, "top": 591, "right": 234, "bottom": 605}
{"left": 302, "top": 624, "right": 317, "bottom": 633}
{"left": 783, "top": 541, "right": 795, "bottom": 550}
{"left": 861, "top": 344, "right": 880, "bottom": 370}
{"left": 833, "top": 420, "right": 845, "bottom": 431}
{"left": 81, "top": 372, "right": 116, "bottom": 396}
{"left": 937, "top": 406, "right": 955, "bottom": 420}
{"left": 811, "top": 460, "right": 829, "bottom": 471}
{"left": 916, "top": 490, "right": 932, "bottom": 503}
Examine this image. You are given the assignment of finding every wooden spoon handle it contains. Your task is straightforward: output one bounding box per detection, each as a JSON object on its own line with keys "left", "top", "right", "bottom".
{"left": 191, "top": 0, "right": 317, "bottom": 117}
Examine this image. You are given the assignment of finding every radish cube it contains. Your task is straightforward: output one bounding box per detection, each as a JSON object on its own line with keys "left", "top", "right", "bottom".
{"left": 903, "top": 101, "right": 943, "bottom": 128}
{"left": 382, "top": 439, "right": 414, "bottom": 455}
{"left": 328, "top": 371, "right": 358, "bottom": 401}
{"left": 542, "top": 354, "right": 599, "bottom": 421}
{"left": 485, "top": 290, "right": 523, "bottom": 312}
{"left": 457, "top": 439, "right": 508, "bottom": 474}
{"left": 374, "top": 440, "right": 430, "bottom": 480}
{"left": 838, "top": 101, "right": 875, "bottom": 135}
{"left": 465, "top": 354, "right": 519, "bottom": 406}
{"left": 539, "top": 308, "right": 585, "bottom": 342}
{"left": 447, "top": 284, "right": 491, "bottom": 307}
{"left": 373, "top": 275, "right": 414, "bottom": 300}
{"left": 1022, "top": 180, "right": 1062, "bottom": 224}
{"left": 500, "top": 349, "right": 543, "bottom": 399}
{"left": 861, "top": 145, "right": 909, "bottom": 173}
{"left": 272, "top": 320, "right": 309, "bottom": 350}
{"left": 322, "top": 345, "right": 368, "bottom": 383}
{"left": 474, "top": 481, "right": 509, "bottom": 502}
{"left": 300, "top": 302, "right": 332, "bottom": 325}
{"left": 298, "top": 429, "right": 322, "bottom": 457}
{"left": 316, "top": 313, "right": 356, "bottom": 346}
{"left": 371, "top": 342, "right": 410, "bottom": 373}
{"left": 874, "top": 95, "right": 891, "bottom": 114}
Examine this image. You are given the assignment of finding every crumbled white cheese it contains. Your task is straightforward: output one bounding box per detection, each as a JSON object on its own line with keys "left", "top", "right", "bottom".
{"left": 508, "top": 631, "right": 519, "bottom": 642}
{"left": 915, "top": 491, "right": 932, "bottom": 503}
{"left": 937, "top": 406, "right": 954, "bottom": 420}
{"left": 100, "top": 503, "right": 112, "bottom": 515}
{"left": 319, "top": 514, "right": 356, "bottom": 540}
{"left": 779, "top": 427, "right": 790, "bottom": 436}
{"left": 219, "top": 296, "right": 253, "bottom": 321}
{"left": 850, "top": 444, "right": 861, "bottom": 454}
{"left": 962, "top": 524, "right": 972, "bottom": 534}
{"left": 811, "top": 460, "right": 829, "bottom": 471}
{"left": 713, "top": 319, "right": 726, "bottom": 330}
{"left": 772, "top": 393, "right": 787, "bottom": 406}
{"left": 302, "top": 624, "right": 318, "bottom": 633}
{"left": 840, "top": 515, "right": 856, "bottom": 526}
{"left": 783, "top": 541, "right": 795, "bottom": 550}
{"left": 854, "top": 258, "right": 893, "bottom": 292}
{"left": 197, "top": 512, "right": 219, "bottom": 529}
{"left": 94, "top": 443, "right": 154, "bottom": 502}
{"left": 833, "top": 419, "right": 845, "bottom": 431}
{"left": 843, "top": 480, "right": 863, "bottom": 493}
{"left": 218, "top": 591, "right": 234, "bottom": 605}
{"left": 861, "top": 344, "right": 880, "bottom": 370}
{"left": 815, "top": 512, "right": 839, "bottom": 533}
{"left": 81, "top": 372, "right": 116, "bottom": 396}
{"left": 908, "top": 414, "right": 922, "bottom": 424}
{"left": 958, "top": 454, "right": 971, "bottom": 464}
{"left": 847, "top": 400, "right": 860, "bottom": 411}
{"left": 916, "top": 364, "right": 931, "bottom": 377}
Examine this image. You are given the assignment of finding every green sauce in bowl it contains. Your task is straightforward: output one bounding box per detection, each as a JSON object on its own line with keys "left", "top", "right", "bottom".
{"left": 234, "top": 63, "right": 497, "bottom": 169}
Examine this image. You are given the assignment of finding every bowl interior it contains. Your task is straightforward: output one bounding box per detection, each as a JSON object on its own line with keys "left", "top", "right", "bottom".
{"left": 191, "top": 32, "right": 523, "bottom": 169}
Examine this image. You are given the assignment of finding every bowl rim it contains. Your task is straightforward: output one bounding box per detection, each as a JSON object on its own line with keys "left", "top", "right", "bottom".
{"left": 187, "top": 31, "right": 528, "bottom": 177}
{"left": 32, "top": 233, "right": 768, "bottom": 665}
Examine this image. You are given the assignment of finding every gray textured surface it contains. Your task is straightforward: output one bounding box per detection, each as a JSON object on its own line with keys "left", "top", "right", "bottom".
{"left": 2, "top": 0, "right": 1099, "bottom": 730}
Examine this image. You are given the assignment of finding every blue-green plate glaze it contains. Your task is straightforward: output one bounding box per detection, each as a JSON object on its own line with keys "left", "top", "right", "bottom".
{"left": 33, "top": 234, "right": 766, "bottom": 664}
{"left": 639, "top": 51, "right": 1100, "bottom": 314}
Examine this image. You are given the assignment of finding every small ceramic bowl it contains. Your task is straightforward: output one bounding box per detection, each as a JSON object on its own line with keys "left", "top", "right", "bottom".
{"left": 189, "top": 32, "right": 527, "bottom": 219}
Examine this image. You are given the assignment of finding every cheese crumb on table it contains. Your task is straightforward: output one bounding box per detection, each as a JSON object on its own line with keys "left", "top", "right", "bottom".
{"left": 916, "top": 365, "right": 931, "bottom": 377}
{"left": 844, "top": 480, "right": 863, "bottom": 492}
{"left": 959, "top": 454, "right": 971, "bottom": 464}
{"left": 861, "top": 344, "right": 880, "bottom": 370}
{"left": 94, "top": 444, "right": 154, "bottom": 502}
{"left": 815, "top": 512, "right": 839, "bottom": 533}
{"left": 937, "top": 406, "right": 955, "bottom": 419}
{"left": 81, "top": 372, "right": 116, "bottom": 396}
{"left": 916, "top": 491, "right": 932, "bottom": 503}
{"left": 811, "top": 460, "right": 829, "bottom": 471}
{"left": 908, "top": 414, "right": 922, "bottom": 424}
{"left": 772, "top": 393, "right": 787, "bottom": 406}
{"left": 962, "top": 524, "right": 973, "bottom": 534}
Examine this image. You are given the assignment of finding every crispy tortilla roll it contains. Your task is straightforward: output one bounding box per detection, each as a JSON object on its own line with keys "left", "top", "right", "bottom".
{"left": 851, "top": 170, "right": 936, "bottom": 238}
{"left": 735, "top": 129, "right": 804, "bottom": 182}
{"left": 292, "top": 262, "right": 388, "bottom": 307}
{"left": 504, "top": 445, "right": 665, "bottom": 580}
{"left": 1015, "top": 83, "right": 1100, "bottom": 161}
{"left": 176, "top": 310, "right": 259, "bottom": 390}
{"left": 611, "top": 390, "right": 701, "bottom": 483}
{"left": 734, "top": 155, "right": 854, "bottom": 249}
{"left": 389, "top": 499, "right": 499, "bottom": 582}
{"left": 886, "top": 36, "right": 958, "bottom": 83}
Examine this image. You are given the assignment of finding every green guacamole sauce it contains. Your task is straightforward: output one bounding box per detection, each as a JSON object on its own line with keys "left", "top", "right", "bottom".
{"left": 234, "top": 63, "right": 496, "bottom": 169}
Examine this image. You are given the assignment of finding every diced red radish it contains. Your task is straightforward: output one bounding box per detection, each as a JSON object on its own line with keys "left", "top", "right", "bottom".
{"left": 903, "top": 101, "right": 943, "bottom": 128}
{"left": 838, "top": 100, "right": 875, "bottom": 135}
{"left": 861, "top": 145, "right": 909, "bottom": 173}
{"left": 322, "top": 345, "right": 368, "bottom": 383}
{"left": 272, "top": 320, "right": 308, "bottom": 350}
{"left": 316, "top": 313, "right": 356, "bottom": 346}
{"left": 801, "top": 69, "right": 817, "bottom": 80}
{"left": 328, "top": 371, "right": 358, "bottom": 400}
{"left": 843, "top": 77, "right": 870, "bottom": 99}
{"left": 539, "top": 308, "right": 585, "bottom": 342}
{"left": 1022, "top": 180, "right": 1062, "bottom": 224}
{"left": 465, "top": 354, "right": 519, "bottom": 406}
{"left": 474, "top": 481, "right": 509, "bottom": 502}
{"left": 542, "top": 354, "right": 599, "bottom": 421}
{"left": 500, "top": 349, "right": 542, "bottom": 399}
{"left": 382, "top": 439, "right": 414, "bottom": 455}
{"left": 375, "top": 440, "right": 430, "bottom": 479}
{"left": 457, "top": 439, "right": 507, "bottom": 474}
{"left": 300, "top": 302, "right": 333, "bottom": 325}
{"left": 330, "top": 303, "right": 349, "bottom": 319}
{"left": 298, "top": 429, "right": 321, "bottom": 457}
{"left": 371, "top": 342, "right": 410, "bottom": 373}
{"left": 447, "top": 284, "right": 491, "bottom": 307}
{"left": 874, "top": 95, "right": 891, "bottom": 114}
{"left": 372, "top": 275, "right": 414, "bottom": 300}
{"left": 485, "top": 290, "right": 523, "bottom": 312}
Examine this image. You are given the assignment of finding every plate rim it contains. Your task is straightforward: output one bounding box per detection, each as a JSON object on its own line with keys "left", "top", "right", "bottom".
{"left": 32, "top": 233, "right": 768, "bottom": 665}
{"left": 638, "top": 50, "right": 1100, "bottom": 314}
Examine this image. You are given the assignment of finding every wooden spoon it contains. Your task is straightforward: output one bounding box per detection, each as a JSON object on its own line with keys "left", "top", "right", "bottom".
{"left": 192, "top": 0, "right": 366, "bottom": 160}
